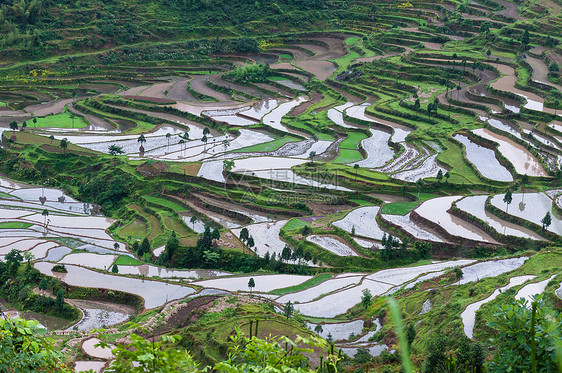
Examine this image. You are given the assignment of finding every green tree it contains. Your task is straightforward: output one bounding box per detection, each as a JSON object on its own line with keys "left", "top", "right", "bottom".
{"left": 0, "top": 318, "right": 71, "bottom": 372}
{"left": 101, "top": 333, "right": 199, "bottom": 373}
{"left": 248, "top": 277, "right": 255, "bottom": 293}
{"left": 5, "top": 249, "right": 23, "bottom": 279}
{"left": 406, "top": 323, "right": 416, "bottom": 349}
{"left": 108, "top": 144, "right": 125, "bottom": 158}
{"left": 284, "top": 301, "right": 294, "bottom": 319}
{"left": 9, "top": 121, "right": 18, "bottom": 130}
{"left": 164, "top": 231, "right": 179, "bottom": 259}
{"left": 139, "top": 237, "right": 151, "bottom": 256}
{"left": 522, "top": 29, "right": 530, "bottom": 45}
{"left": 354, "top": 164, "right": 360, "bottom": 181}
{"left": 541, "top": 212, "right": 551, "bottom": 230}
{"left": 49, "top": 135, "right": 55, "bottom": 144}
{"left": 488, "top": 297, "right": 561, "bottom": 373}
{"left": 55, "top": 289, "right": 64, "bottom": 311}
{"left": 503, "top": 190, "right": 513, "bottom": 213}
{"left": 308, "top": 151, "right": 316, "bottom": 163}
{"left": 111, "top": 264, "right": 119, "bottom": 273}
{"left": 59, "top": 138, "right": 68, "bottom": 155}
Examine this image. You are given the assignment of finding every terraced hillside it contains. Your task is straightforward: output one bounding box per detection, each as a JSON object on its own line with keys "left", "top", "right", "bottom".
{"left": 0, "top": 0, "right": 561, "bottom": 371}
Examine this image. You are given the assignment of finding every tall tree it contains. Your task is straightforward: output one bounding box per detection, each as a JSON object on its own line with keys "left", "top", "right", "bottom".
{"left": 248, "top": 277, "right": 255, "bottom": 293}
{"left": 59, "top": 138, "right": 68, "bottom": 155}
{"left": 503, "top": 190, "right": 513, "bottom": 213}
{"left": 541, "top": 212, "right": 551, "bottom": 230}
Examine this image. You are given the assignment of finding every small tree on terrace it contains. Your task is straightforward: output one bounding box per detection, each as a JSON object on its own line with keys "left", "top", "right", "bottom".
{"left": 541, "top": 212, "right": 551, "bottom": 230}
{"left": 361, "top": 289, "right": 372, "bottom": 309}
{"left": 308, "top": 151, "right": 316, "bottom": 164}
{"left": 436, "top": 169, "right": 443, "bottom": 184}
{"left": 49, "top": 135, "right": 55, "bottom": 144}
{"left": 108, "top": 144, "right": 124, "bottom": 159}
{"left": 111, "top": 264, "right": 119, "bottom": 273}
{"left": 284, "top": 301, "right": 294, "bottom": 319}
{"left": 354, "top": 163, "right": 360, "bottom": 181}
{"left": 59, "top": 138, "right": 68, "bottom": 155}
{"left": 55, "top": 289, "right": 64, "bottom": 311}
{"left": 166, "top": 132, "right": 171, "bottom": 149}
{"left": 503, "top": 190, "right": 513, "bottom": 213}
{"left": 9, "top": 121, "right": 18, "bottom": 130}
{"left": 248, "top": 277, "right": 255, "bottom": 293}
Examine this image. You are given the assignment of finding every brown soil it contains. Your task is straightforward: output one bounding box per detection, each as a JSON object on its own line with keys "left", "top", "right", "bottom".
{"left": 68, "top": 104, "right": 115, "bottom": 131}
{"left": 293, "top": 60, "right": 336, "bottom": 81}
{"left": 290, "top": 92, "right": 323, "bottom": 116}
{"left": 254, "top": 82, "right": 293, "bottom": 98}
{"left": 189, "top": 75, "right": 232, "bottom": 102}
{"left": 136, "top": 161, "right": 170, "bottom": 177}
{"left": 24, "top": 97, "right": 81, "bottom": 116}
{"left": 140, "top": 82, "right": 174, "bottom": 99}
{"left": 307, "top": 202, "right": 356, "bottom": 216}
{"left": 207, "top": 74, "right": 270, "bottom": 100}
{"left": 167, "top": 79, "right": 196, "bottom": 101}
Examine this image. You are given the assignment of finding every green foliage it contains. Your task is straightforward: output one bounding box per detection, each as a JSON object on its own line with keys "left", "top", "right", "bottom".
{"left": 225, "top": 64, "right": 271, "bottom": 84}
{"left": 487, "top": 297, "right": 561, "bottom": 373}
{"left": 0, "top": 318, "right": 71, "bottom": 372}
{"left": 215, "top": 330, "right": 340, "bottom": 372}
{"left": 104, "top": 333, "right": 198, "bottom": 373}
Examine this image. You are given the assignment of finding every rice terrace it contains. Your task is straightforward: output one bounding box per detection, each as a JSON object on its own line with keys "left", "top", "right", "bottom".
{"left": 0, "top": 0, "right": 561, "bottom": 372}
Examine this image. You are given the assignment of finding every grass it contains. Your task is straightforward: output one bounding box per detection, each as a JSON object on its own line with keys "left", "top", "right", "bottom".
{"left": 233, "top": 135, "right": 300, "bottom": 153}
{"left": 333, "top": 148, "right": 363, "bottom": 163}
{"left": 31, "top": 111, "right": 89, "bottom": 129}
{"left": 2, "top": 131, "right": 99, "bottom": 155}
{"left": 0, "top": 191, "right": 14, "bottom": 198}
{"left": 144, "top": 196, "right": 186, "bottom": 213}
{"left": 269, "top": 273, "right": 333, "bottom": 295}
{"left": 282, "top": 218, "right": 311, "bottom": 232}
{"left": 417, "top": 193, "right": 439, "bottom": 202}
{"left": 381, "top": 202, "right": 419, "bottom": 215}
{"left": 0, "top": 221, "right": 32, "bottom": 229}
{"left": 340, "top": 132, "right": 368, "bottom": 149}
{"left": 0, "top": 101, "right": 7, "bottom": 106}
{"left": 115, "top": 218, "right": 148, "bottom": 241}
{"left": 114, "top": 255, "right": 142, "bottom": 266}
{"left": 279, "top": 54, "right": 292, "bottom": 60}
{"left": 345, "top": 36, "right": 360, "bottom": 46}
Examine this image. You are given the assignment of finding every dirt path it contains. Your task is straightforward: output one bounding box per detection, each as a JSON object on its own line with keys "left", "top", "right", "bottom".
{"left": 140, "top": 82, "right": 174, "bottom": 98}
{"left": 104, "top": 104, "right": 218, "bottom": 135}
{"left": 68, "top": 104, "right": 116, "bottom": 131}
{"left": 293, "top": 60, "right": 337, "bottom": 81}
{"left": 525, "top": 55, "right": 562, "bottom": 92}
{"left": 207, "top": 74, "right": 270, "bottom": 100}
{"left": 190, "top": 75, "right": 232, "bottom": 102}
{"left": 254, "top": 82, "right": 293, "bottom": 98}
{"left": 24, "top": 98, "right": 81, "bottom": 116}
{"left": 491, "top": 64, "right": 561, "bottom": 115}
{"left": 290, "top": 92, "right": 323, "bottom": 116}
{"left": 167, "top": 79, "right": 196, "bottom": 101}
{"left": 495, "top": 0, "right": 524, "bottom": 19}
{"left": 118, "top": 85, "right": 150, "bottom": 96}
